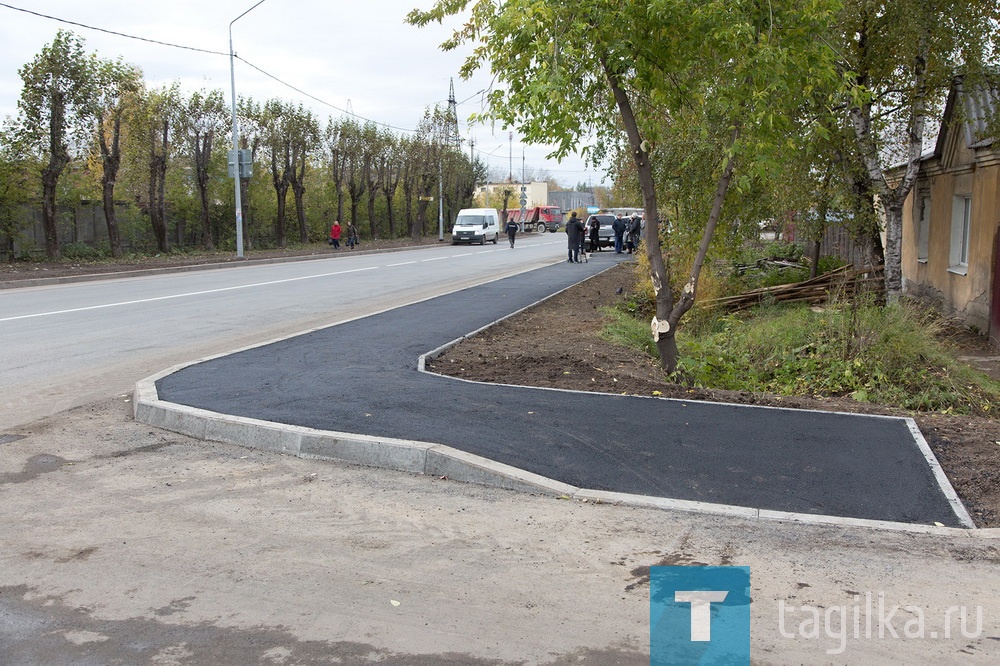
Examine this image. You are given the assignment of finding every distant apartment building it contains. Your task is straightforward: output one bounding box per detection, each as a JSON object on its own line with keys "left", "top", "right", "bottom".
{"left": 476, "top": 181, "right": 548, "bottom": 209}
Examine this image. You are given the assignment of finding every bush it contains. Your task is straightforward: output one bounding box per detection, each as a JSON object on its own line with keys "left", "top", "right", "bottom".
{"left": 606, "top": 292, "right": 1000, "bottom": 415}
{"left": 670, "top": 300, "right": 1000, "bottom": 415}
{"left": 61, "top": 242, "right": 109, "bottom": 261}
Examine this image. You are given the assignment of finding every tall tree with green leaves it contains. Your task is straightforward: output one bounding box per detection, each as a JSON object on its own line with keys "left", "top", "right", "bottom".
{"left": 322, "top": 116, "right": 350, "bottom": 225}
{"left": 409, "top": 0, "right": 842, "bottom": 371}
{"left": 342, "top": 118, "right": 370, "bottom": 234}
{"left": 839, "top": 0, "right": 1000, "bottom": 301}
{"left": 411, "top": 107, "right": 447, "bottom": 239}
{"left": 0, "top": 123, "right": 31, "bottom": 261}
{"left": 237, "top": 97, "right": 266, "bottom": 250}
{"left": 16, "top": 30, "right": 95, "bottom": 260}
{"left": 128, "top": 83, "right": 181, "bottom": 252}
{"left": 285, "top": 104, "right": 320, "bottom": 243}
{"left": 261, "top": 99, "right": 294, "bottom": 248}
{"left": 377, "top": 130, "right": 403, "bottom": 237}
{"left": 181, "top": 89, "right": 228, "bottom": 250}
{"left": 89, "top": 57, "right": 142, "bottom": 258}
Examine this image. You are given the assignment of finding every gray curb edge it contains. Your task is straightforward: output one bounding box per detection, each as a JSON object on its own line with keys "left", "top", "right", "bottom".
{"left": 134, "top": 369, "right": 996, "bottom": 539}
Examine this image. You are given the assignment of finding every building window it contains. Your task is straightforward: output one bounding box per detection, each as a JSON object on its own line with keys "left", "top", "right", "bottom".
{"left": 949, "top": 195, "right": 971, "bottom": 273}
{"left": 917, "top": 195, "right": 930, "bottom": 262}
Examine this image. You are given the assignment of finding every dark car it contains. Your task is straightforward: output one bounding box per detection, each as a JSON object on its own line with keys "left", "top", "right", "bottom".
{"left": 584, "top": 214, "right": 615, "bottom": 251}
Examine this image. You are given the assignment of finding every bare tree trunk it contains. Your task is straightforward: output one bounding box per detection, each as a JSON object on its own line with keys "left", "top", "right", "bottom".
{"left": 148, "top": 119, "right": 170, "bottom": 252}
{"left": 99, "top": 113, "right": 124, "bottom": 258}
{"left": 849, "top": 43, "right": 928, "bottom": 301}
{"left": 602, "top": 57, "right": 674, "bottom": 370}
{"left": 194, "top": 132, "right": 215, "bottom": 250}
{"left": 41, "top": 171, "right": 61, "bottom": 260}
{"left": 367, "top": 185, "right": 379, "bottom": 238}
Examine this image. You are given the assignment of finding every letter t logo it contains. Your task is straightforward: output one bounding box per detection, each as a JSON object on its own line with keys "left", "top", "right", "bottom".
{"left": 675, "top": 591, "right": 729, "bottom": 641}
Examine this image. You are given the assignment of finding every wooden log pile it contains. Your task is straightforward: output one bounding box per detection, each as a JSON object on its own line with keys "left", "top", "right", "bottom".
{"left": 703, "top": 265, "right": 885, "bottom": 312}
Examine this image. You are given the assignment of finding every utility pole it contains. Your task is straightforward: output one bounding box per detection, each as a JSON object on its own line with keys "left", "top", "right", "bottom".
{"left": 228, "top": 0, "right": 271, "bottom": 258}
{"left": 508, "top": 131, "right": 513, "bottom": 183}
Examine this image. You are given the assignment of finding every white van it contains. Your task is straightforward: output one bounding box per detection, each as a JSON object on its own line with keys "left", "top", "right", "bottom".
{"left": 451, "top": 208, "right": 500, "bottom": 245}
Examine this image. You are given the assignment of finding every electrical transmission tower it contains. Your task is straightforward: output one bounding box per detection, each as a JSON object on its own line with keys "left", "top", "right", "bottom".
{"left": 446, "top": 78, "right": 461, "bottom": 149}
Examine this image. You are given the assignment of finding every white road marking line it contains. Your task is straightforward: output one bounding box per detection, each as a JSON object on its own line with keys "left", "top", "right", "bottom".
{"left": 0, "top": 266, "right": 379, "bottom": 322}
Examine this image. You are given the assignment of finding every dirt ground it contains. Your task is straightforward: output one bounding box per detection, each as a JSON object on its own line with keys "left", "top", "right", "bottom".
{"left": 425, "top": 262, "right": 1000, "bottom": 529}
{"left": 3, "top": 248, "right": 1000, "bottom": 662}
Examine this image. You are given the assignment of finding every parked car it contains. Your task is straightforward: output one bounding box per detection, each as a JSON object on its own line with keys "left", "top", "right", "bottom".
{"left": 584, "top": 214, "right": 615, "bottom": 251}
{"left": 451, "top": 208, "right": 500, "bottom": 245}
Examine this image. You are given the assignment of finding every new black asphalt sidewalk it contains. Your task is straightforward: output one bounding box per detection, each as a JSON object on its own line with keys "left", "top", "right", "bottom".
{"left": 154, "top": 253, "right": 970, "bottom": 527}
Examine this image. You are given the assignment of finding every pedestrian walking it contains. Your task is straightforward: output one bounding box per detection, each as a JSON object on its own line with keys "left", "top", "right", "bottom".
{"left": 346, "top": 221, "right": 359, "bottom": 249}
{"left": 566, "top": 212, "right": 585, "bottom": 263}
{"left": 505, "top": 217, "right": 518, "bottom": 248}
{"left": 329, "top": 220, "right": 342, "bottom": 249}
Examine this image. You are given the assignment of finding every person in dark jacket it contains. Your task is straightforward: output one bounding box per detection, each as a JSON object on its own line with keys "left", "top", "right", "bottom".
{"left": 627, "top": 214, "right": 642, "bottom": 254}
{"left": 566, "top": 212, "right": 585, "bottom": 263}
{"left": 612, "top": 214, "right": 627, "bottom": 254}
{"left": 588, "top": 215, "right": 601, "bottom": 252}
{"left": 505, "top": 218, "right": 518, "bottom": 248}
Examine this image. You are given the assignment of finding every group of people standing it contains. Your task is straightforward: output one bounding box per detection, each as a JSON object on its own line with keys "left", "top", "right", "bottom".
{"left": 565, "top": 211, "right": 643, "bottom": 263}
{"left": 328, "top": 220, "right": 359, "bottom": 249}
{"left": 612, "top": 213, "right": 643, "bottom": 255}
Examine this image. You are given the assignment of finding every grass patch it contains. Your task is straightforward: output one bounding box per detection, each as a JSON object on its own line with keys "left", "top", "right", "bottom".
{"left": 605, "top": 296, "right": 1000, "bottom": 416}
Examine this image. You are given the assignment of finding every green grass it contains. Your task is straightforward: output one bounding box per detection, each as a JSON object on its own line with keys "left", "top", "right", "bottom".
{"left": 602, "top": 298, "right": 1000, "bottom": 416}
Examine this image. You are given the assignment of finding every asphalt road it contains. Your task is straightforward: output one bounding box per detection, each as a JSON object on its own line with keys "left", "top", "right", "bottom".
{"left": 155, "top": 252, "right": 969, "bottom": 527}
{"left": 0, "top": 235, "right": 566, "bottom": 430}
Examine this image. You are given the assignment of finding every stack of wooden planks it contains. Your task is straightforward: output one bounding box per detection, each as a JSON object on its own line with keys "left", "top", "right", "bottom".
{"left": 703, "top": 265, "right": 885, "bottom": 311}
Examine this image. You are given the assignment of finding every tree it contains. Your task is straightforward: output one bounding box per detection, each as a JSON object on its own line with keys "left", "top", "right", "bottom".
{"left": 840, "top": 0, "right": 1000, "bottom": 300}
{"left": 87, "top": 58, "right": 142, "bottom": 258}
{"left": 362, "top": 123, "right": 382, "bottom": 238}
{"left": 181, "top": 89, "right": 228, "bottom": 250}
{"left": 411, "top": 107, "right": 448, "bottom": 239}
{"left": 261, "top": 99, "right": 294, "bottom": 248}
{"left": 377, "top": 130, "right": 403, "bottom": 237}
{"left": 285, "top": 104, "right": 320, "bottom": 243}
{"left": 128, "top": 83, "right": 181, "bottom": 252}
{"left": 17, "top": 30, "right": 95, "bottom": 260}
{"left": 322, "top": 116, "right": 350, "bottom": 225}
{"left": 342, "top": 118, "right": 369, "bottom": 234}
{"left": 0, "top": 125, "right": 31, "bottom": 261}
{"left": 237, "top": 97, "right": 266, "bottom": 250}
{"left": 409, "top": 1, "right": 841, "bottom": 372}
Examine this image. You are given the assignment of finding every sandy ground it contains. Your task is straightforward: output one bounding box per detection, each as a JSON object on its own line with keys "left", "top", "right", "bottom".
{"left": 0, "top": 397, "right": 998, "bottom": 664}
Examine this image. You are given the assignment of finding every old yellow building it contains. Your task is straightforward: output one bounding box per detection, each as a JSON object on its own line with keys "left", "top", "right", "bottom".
{"left": 902, "top": 81, "right": 999, "bottom": 345}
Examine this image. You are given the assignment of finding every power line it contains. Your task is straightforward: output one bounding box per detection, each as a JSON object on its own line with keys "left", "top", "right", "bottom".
{"left": 1, "top": 2, "right": 600, "bottom": 177}
{"left": 0, "top": 1, "right": 420, "bottom": 132}
{"left": 0, "top": 2, "right": 228, "bottom": 56}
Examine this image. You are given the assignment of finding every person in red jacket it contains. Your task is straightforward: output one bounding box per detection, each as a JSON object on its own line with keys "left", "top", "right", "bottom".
{"left": 329, "top": 220, "right": 342, "bottom": 249}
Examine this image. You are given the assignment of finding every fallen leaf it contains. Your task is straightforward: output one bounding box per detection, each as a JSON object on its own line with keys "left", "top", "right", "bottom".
{"left": 933, "top": 522, "right": 945, "bottom": 527}
{"left": 390, "top": 599, "right": 401, "bottom": 607}
{"left": 652, "top": 390, "right": 662, "bottom": 396}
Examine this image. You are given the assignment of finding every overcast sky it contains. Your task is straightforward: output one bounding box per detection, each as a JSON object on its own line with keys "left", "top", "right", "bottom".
{"left": 0, "top": 1, "right": 608, "bottom": 188}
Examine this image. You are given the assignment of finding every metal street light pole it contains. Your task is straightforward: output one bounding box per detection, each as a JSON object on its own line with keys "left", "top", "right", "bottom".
{"left": 229, "top": 0, "right": 270, "bottom": 258}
